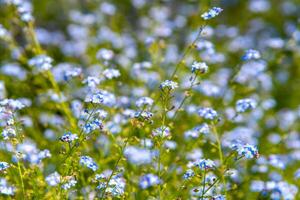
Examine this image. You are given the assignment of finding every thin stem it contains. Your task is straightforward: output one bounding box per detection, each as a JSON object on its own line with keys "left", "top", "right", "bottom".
{"left": 61, "top": 107, "right": 97, "bottom": 165}
{"left": 11, "top": 115, "right": 26, "bottom": 199}
{"left": 26, "top": 21, "right": 77, "bottom": 131}
{"left": 170, "top": 25, "right": 206, "bottom": 80}
{"left": 17, "top": 160, "right": 25, "bottom": 200}
{"left": 201, "top": 169, "right": 207, "bottom": 200}
{"left": 172, "top": 180, "right": 187, "bottom": 199}
{"left": 5, "top": 34, "right": 27, "bottom": 64}
{"left": 228, "top": 63, "right": 242, "bottom": 86}
{"left": 201, "top": 155, "right": 245, "bottom": 198}
{"left": 149, "top": 25, "right": 206, "bottom": 112}
{"left": 203, "top": 178, "right": 220, "bottom": 196}
{"left": 27, "top": 22, "right": 43, "bottom": 54}
{"left": 157, "top": 142, "right": 163, "bottom": 200}
{"left": 211, "top": 123, "right": 228, "bottom": 198}
{"left": 46, "top": 71, "right": 77, "bottom": 130}
{"left": 100, "top": 139, "right": 129, "bottom": 199}
{"left": 156, "top": 91, "right": 170, "bottom": 199}
{"left": 172, "top": 71, "right": 199, "bottom": 119}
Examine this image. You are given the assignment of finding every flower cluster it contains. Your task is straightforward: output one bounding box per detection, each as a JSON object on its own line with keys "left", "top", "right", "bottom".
{"left": 191, "top": 61, "right": 209, "bottom": 74}
{"left": 124, "top": 146, "right": 155, "bottom": 165}
{"left": 139, "top": 174, "right": 161, "bottom": 189}
{"left": 60, "top": 132, "right": 78, "bottom": 143}
{"left": 45, "top": 172, "right": 61, "bottom": 186}
{"left": 198, "top": 107, "right": 219, "bottom": 120}
{"left": 235, "top": 98, "right": 257, "bottom": 113}
{"left": 79, "top": 156, "right": 98, "bottom": 171}
{"left": 251, "top": 180, "right": 298, "bottom": 200}
{"left": 0, "top": 179, "right": 15, "bottom": 196}
{"left": 28, "top": 55, "right": 53, "bottom": 72}
{"left": 0, "top": 1, "right": 298, "bottom": 199}
{"left": 0, "top": 162, "right": 9, "bottom": 171}
{"left": 61, "top": 177, "right": 77, "bottom": 190}
{"left": 231, "top": 142, "right": 259, "bottom": 159}
{"left": 242, "top": 49, "right": 261, "bottom": 61}
{"left": 152, "top": 126, "right": 171, "bottom": 138}
{"left": 160, "top": 80, "right": 178, "bottom": 90}
{"left": 97, "top": 174, "right": 126, "bottom": 197}
{"left": 136, "top": 97, "right": 154, "bottom": 108}
{"left": 193, "top": 159, "right": 216, "bottom": 170}
{"left": 201, "top": 7, "right": 223, "bottom": 20}
{"left": 85, "top": 90, "right": 116, "bottom": 106}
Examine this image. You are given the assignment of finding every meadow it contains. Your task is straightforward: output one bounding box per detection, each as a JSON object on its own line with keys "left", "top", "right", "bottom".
{"left": 0, "top": 0, "right": 300, "bottom": 199}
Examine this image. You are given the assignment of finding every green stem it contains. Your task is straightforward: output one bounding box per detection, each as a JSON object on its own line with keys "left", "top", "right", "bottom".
{"left": 100, "top": 139, "right": 128, "bottom": 199}
{"left": 170, "top": 25, "right": 206, "bottom": 80}
{"left": 149, "top": 25, "right": 206, "bottom": 112}
{"left": 61, "top": 107, "right": 97, "bottom": 166}
{"left": 172, "top": 71, "right": 199, "bottom": 120}
{"left": 157, "top": 142, "right": 163, "bottom": 200}
{"left": 211, "top": 123, "right": 228, "bottom": 199}
{"left": 27, "top": 22, "right": 42, "bottom": 54}
{"left": 17, "top": 161, "right": 25, "bottom": 200}
{"left": 46, "top": 71, "right": 77, "bottom": 130}
{"left": 203, "top": 178, "right": 220, "bottom": 196}
{"left": 201, "top": 155, "right": 245, "bottom": 198}
{"left": 157, "top": 91, "right": 170, "bottom": 199}
{"left": 201, "top": 169, "right": 207, "bottom": 200}
{"left": 27, "top": 21, "right": 77, "bottom": 131}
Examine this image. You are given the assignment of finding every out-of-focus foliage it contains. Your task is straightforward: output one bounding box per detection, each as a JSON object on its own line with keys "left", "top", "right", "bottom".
{"left": 0, "top": 0, "right": 300, "bottom": 199}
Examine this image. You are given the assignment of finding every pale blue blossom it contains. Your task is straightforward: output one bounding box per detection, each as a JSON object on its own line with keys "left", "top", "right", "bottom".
{"left": 139, "top": 174, "right": 161, "bottom": 189}
{"left": 201, "top": 7, "right": 223, "bottom": 20}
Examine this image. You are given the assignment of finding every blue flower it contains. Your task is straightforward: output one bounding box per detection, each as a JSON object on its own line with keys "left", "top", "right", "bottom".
{"left": 124, "top": 146, "right": 155, "bottom": 165}
{"left": 28, "top": 55, "right": 53, "bottom": 72}
{"left": 45, "top": 172, "right": 61, "bottom": 186}
{"left": 201, "top": 7, "right": 223, "bottom": 20}
{"left": 184, "top": 124, "right": 210, "bottom": 139}
{"left": 0, "top": 25, "right": 10, "bottom": 40}
{"left": 96, "top": 48, "right": 114, "bottom": 61}
{"left": 236, "top": 98, "right": 257, "bottom": 113}
{"left": 212, "top": 195, "right": 226, "bottom": 200}
{"left": 15, "top": 141, "right": 51, "bottom": 165}
{"left": 0, "top": 178, "right": 15, "bottom": 196}
{"left": 97, "top": 175, "right": 126, "bottom": 197}
{"left": 193, "top": 159, "right": 215, "bottom": 170}
{"left": 134, "top": 110, "right": 153, "bottom": 122}
{"left": 103, "top": 68, "right": 120, "bottom": 79}
{"left": 250, "top": 180, "right": 265, "bottom": 192}
{"left": 198, "top": 107, "right": 219, "bottom": 120}
{"left": 79, "top": 156, "right": 98, "bottom": 171}
{"left": 0, "top": 99, "right": 25, "bottom": 111}
{"left": 194, "top": 123, "right": 210, "bottom": 135}
{"left": 242, "top": 49, "right": 261, "bottom": 61}
{"left": 152, "top": 126, "right": 171, "bottom": 138}
{"left": 295, "top": 169, "right": 300, "bottom": 180}
{"left": 183, "top": 169, "right": 195, "bottom": 180}
{"left": 160, "top": 80, "right": 178, "bottom": 90}
{"left": 135, "top": 97, "right": 154, "bottom": 108}
{"left": 83, "top": 76, "right": 101, "bottom": 89}
{"left": 1, "top": 127, "right": 16, "bottom": 140}
{"left": 60, "top": 132, "right": 78, "bottom": 143}
{"left": 83, "top": 119, "right": 103, "bottom": 134}
{"left": 0, "top": 162, "right": 9, "bottom": 171}
{"left": 231, "top": 142, "right": 259, "bottom": 159}
{"left": 63, "top": 67, "right": 82, "bottom": 81}
{"left": 61, "top": 178, "right": 77, "bottom": 190}
{"left": 85, "top": 90, "right": 116, "bottom": 107}
{"left": 139, "top": 174, "right": 161, "bottom": 189}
